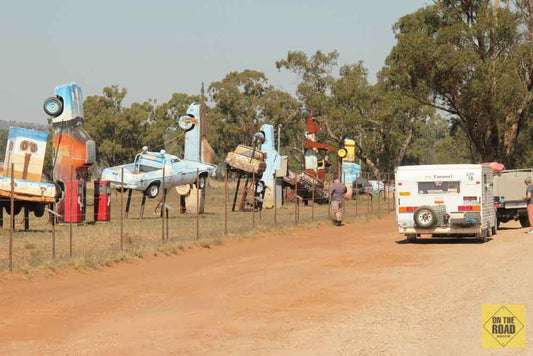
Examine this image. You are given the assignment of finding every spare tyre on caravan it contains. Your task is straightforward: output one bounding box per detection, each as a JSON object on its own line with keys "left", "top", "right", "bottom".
{"left": 395, "top": 164, "right": 496, "bottom": 242}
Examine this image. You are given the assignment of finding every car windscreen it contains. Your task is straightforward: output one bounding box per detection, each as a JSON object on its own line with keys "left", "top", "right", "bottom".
{"left": 417, "top": 181, "right": 460, "bottom": 194}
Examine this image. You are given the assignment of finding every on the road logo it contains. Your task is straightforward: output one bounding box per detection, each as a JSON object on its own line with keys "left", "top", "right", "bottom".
{"left": 482, "top": 304, "right": 525, "bottom": 348}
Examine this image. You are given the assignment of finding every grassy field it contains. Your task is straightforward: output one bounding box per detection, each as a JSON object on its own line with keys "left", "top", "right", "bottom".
{"left": 0, "top": 179, "right": 395, "bottom": 273}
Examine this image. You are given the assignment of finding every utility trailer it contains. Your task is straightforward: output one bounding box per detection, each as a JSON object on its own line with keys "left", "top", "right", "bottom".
{"left": 493, "top": 168, "right": 533, "bottom": 227}
{"left": 395, "top": 164, "right": 497, "bottom": 242}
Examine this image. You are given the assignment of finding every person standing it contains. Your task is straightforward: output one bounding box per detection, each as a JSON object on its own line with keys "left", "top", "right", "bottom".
{"left": 524, "top": 177, "right": 533, "bottom": 233}
{"left": 330, "top": 174, "right": 347, "bottom": 226}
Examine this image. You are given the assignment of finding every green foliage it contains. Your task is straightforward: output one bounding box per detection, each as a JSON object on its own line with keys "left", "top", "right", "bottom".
{"left": 83, "top": 86, "right": 200, "bottom": 166}
{"left": 386, "top": 0, "right": 533, "bottom": 167}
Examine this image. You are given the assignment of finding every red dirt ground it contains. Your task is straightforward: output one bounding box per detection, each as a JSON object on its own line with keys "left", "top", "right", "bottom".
{"left": 0, "top": 216, "right": 531, "bottom": 355}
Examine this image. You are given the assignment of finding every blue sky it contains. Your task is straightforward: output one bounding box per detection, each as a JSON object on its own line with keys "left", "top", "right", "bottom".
{"left": 0, "top": 0, "right": 427, "bottom": 123}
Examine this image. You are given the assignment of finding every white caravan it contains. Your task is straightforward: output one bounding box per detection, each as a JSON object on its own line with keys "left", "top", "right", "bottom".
{"left": 395, "top": 164, "right": 496, "bottom": 242}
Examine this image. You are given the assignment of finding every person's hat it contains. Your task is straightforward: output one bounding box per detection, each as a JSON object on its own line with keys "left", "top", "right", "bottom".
{"left": 525, "top": 177, "right": 532, "bottom": 184}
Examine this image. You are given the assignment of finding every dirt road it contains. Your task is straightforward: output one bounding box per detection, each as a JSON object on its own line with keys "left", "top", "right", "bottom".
{"left": 0, "top": 216, "right": 531, "bottom": 355}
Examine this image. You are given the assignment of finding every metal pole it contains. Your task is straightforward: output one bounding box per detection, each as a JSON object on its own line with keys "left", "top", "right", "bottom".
{"left": 294, "top": 177, "right": 298, "bottom": 225}
{"left": 9, "top": 164, "right": 14, "bottom": 271}
{"left": 51, "top": 203, "right": 55, "bottom": 259}
{"left": 224, "top": 167, "right": 228, "bottom": 235}
{"left": 343, "top": 171, "right": 346, "bottom": 218}
{"left": 196, "top": 168, "right": 199, "bottom": 240}
{"left": 311, "top": 178, "right": 315, "bottom": 222}
{"left": 355, "top": 175, "right": 359, "bottom": 216}
{"left": 328, "top": 184, "right": 331, "bottom": 221}
{"left": 166, "top": 204, "right": 169, "bottom": 241}
{"left": 367, "top": 172, "right": 370, "bottom": 215}
{"left": 252, "top": 171, "right": 255, "bottom": 228}
{"left": 162, "top": 167, "right": 165, "bottom": 243}
{"left": 277, "top": 124, "right": 281, "bottom": 153}
{"left": 120, "top": 167, "right": 124, "bottom": 251}
{"left": 70, "top": 165, "right": 73, "bottom": 258}
{"left": 273, "top": 173, "right": 277, "bottom": 226}
{"left": 387, "top": 173, "right": 394, "bottom": 211}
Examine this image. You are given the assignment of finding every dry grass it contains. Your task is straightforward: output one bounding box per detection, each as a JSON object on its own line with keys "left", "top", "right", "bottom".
{"left": 0, "top": 179, "right": 395, "bottom": 273}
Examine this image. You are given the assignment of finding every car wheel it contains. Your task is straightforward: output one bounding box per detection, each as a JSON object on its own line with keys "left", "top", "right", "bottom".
{"left": 519, "top": 215, "right": 530, "bottom": 228}
{"left": 116, "top": 186, "right": 129, "bottom": 193}
{"left": 195, "top": 175, "right": 206, "bottom": 189}
{"left": 43, "top": 97, "right": 63, "bottom": 117}
{"left": 407, "top": 234, "right": 417, "bottom": 242}
{"left": 477, "top": 229, "right": 488, "bottom": 243}
{"left": 33, "top": 204, "right": 45, "bottom": 218}
{"left": 146, "top": 183, "right": 160, "bottom": 199}
{"left": 413, "top": 206, "right": 438, "bottom": 228}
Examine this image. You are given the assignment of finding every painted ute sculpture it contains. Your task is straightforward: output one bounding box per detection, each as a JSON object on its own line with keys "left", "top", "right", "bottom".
{"left": 0, "top": 127, "right": 57, "bottom": 219}
{"left": 101, "top": 147, "right": 216, "bottom": 199}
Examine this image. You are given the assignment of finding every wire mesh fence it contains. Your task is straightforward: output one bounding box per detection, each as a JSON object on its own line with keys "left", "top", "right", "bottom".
{"left": 0, "top": 173, "right": 396, "bottom": 272}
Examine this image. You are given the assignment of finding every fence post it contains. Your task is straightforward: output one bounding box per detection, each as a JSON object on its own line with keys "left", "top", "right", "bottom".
{"left": 162, "top": 167, "right": 165, "bottom": 243}
{"left": 224, "top": 167, "right": 228, "bottom": 235}
{"left": 311, "top": 178, "right": 315, "bottom": 222}
{"left": 9, "top": 164, "right": 14, "bottom": 271}
{"left": 121, "top": 167, "right": 124, "bottom": 251}
{"left": 196, "top": 168, "right": 199, "bottom": 240}
{"left": 355, "top": 175, "right": 359, "bottom": 216}
{"left": 387, "top": 173, "right": 394, "bottom": 211}
{"left": 343, "top": 171, "right": 347, "bottom": 218}
{"left": 294, "top": 177, "right": 298, "bottom": 225}
{"left": 51, "top": 203, "right": 55, "bottom": 259}
{"left": 367, "top": 172, "right": 371, "bottom": 215}
{"left": 70, "top": 165, "right": 73, "bottom": 258}
{"left": 273, "top": 172, "right": 277, "bottom": 226}
{"left": 252, "top": 171, "right": 255, "bottom": 228}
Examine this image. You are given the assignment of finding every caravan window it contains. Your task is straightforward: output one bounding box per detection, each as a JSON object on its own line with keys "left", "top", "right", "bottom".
{"left": 418, "top": 181, "right": 460, "bottom": 194}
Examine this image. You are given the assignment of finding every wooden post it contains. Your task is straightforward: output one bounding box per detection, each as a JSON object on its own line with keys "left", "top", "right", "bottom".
{"left": 69, "top": 165, "right": 73, "bottom": 258}
{"left": 9, "top": 164, "right": 14, "bottom": 271}
{"left": 224, "top": 167, "right": 228, "bottom": 235}
{"left": 196, "top": 168, "right": 199, "bottom": 240}
{"left": 120, "top": 167, "right": 124, "bottom": 251}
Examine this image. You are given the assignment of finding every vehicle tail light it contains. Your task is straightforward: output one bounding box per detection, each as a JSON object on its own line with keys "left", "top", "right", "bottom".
{"left": 458, "top": 205, "right": 481, "bottom": 211}
{"left": 399, "top": 206, "right": 417, "bottom": 213}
